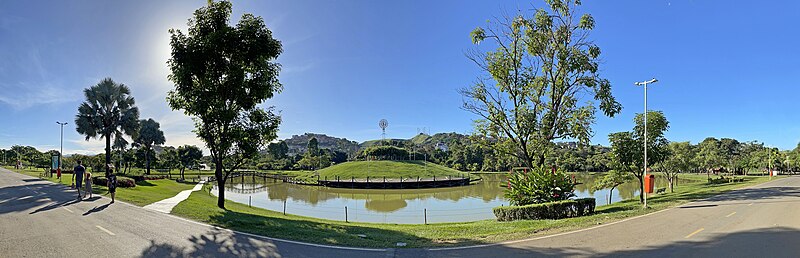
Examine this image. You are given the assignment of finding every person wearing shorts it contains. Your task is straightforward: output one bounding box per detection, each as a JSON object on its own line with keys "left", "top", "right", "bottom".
{"left": 73, "top": 160, "right": 85, "bottom": 200}
{"left": 106, "top": 164, "right": 117, "bottom": 204}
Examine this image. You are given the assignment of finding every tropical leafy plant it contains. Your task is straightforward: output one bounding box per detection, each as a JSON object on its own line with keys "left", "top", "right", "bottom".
{"left": 505, "top": 166, "right": 577, "bottom": 206}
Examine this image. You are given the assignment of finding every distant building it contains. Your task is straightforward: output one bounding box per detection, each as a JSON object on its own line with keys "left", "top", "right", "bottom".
{"left": 435, "top": 142, "right": 449, "bottom": 152}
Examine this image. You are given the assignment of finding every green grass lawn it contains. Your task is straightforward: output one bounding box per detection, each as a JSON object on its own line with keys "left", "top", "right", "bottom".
{"left": 171, "top": 173, "right": 781, "bottom": 248}
{"left": 316, "top": 160, "right": 469, "bottom": 180}
{"left": 5, "top": 166, "right": 197, "bottom": 206}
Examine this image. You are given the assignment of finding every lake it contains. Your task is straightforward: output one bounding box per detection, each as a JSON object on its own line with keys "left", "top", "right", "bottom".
{"left": 212, "top": 172, "right": 685, "bottom": 224}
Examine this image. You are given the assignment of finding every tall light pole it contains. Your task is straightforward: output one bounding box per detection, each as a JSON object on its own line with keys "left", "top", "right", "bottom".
{"left": 56, "top": 121, "right": 68, "bottom": 169}
{"left": 635, "top": 78, "right": 658, "bottom": 209}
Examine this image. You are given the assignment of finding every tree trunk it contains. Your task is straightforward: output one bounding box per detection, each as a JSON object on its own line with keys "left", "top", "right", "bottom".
{"left": 180, "top": 167, "right": 185, "bottom": 180}
{"left": 215, "top": 160, "right": 226, "bottom": 209}
{"left": 668, "top": 176, "right": 674, "bottom": 193}
{"left": 146, "top": 148, "right": 151, "bottom": 175}
{"left": 105, "top": 133, "right": 111, "bottom": 175}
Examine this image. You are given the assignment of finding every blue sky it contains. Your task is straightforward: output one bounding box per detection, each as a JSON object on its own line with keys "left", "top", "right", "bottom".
{"left": 1, "top": 0, "right": 799, "bottom": 155}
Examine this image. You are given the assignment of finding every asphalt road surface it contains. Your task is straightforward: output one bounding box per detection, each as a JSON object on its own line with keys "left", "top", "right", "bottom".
{"left": 2, "top": 167, "right": 799, "bottom": 257}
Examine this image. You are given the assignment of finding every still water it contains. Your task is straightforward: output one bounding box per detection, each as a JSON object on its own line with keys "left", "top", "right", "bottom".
{"left": 213, "top": 173, "right": 683, "bottom": 224}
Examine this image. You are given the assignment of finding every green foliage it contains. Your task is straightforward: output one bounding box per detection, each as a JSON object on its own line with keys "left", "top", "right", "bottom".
{"left": 75, "top": 78, "right": 140, "bottom": 174}
{"left": 504, "top": 166, "right": 577, "bottom": 206}
{"left": 362, "top": 146, "right": 409, "bottom": 161}
{"left": 316, "top": 160, "right": 466, "bottom": 180}
{"left": 93, "top": 176, "right": 136, "bottom": 188}
{"left": 462, "top": 0, "right": 621, "bottom": 169}
{"left": 135, "top": 118, "right": 166, "bottom": 174}
{"left": 609, "top": 111, "right": 669, "bottom": 203}
{"left": 592, "top": 169, "right": 633, "bottom": 204}
{"left": 167, "top": 0, "right": 283, "bottom": 208}
{"left": 493, "top": 198, "right": 595, "bottom": 221}
{"left": 657, "top": 141, "right": 696, "bottom": 192}
{"left": 177, "top": 145, "right": 203, "bottom": 179}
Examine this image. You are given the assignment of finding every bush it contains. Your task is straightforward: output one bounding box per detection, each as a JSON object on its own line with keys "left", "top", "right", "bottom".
{"left": 127, "top": 175, "right": 168, "bottom": 182}
{"left": 493, "top": 198, "right": 596, "bottom": 221}
{"left": 92, "top": 176, "right": 136, "bottom": 188}
{"left": 505, "top": 166, "right": 577, "bottom": 206}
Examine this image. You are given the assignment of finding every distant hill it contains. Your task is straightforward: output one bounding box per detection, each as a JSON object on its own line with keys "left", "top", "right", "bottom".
{"left": 279, "top": 132, "right": 474, "bottom": 156}
{"left": 283, "top": 133, "right": 360, "bottom": 156}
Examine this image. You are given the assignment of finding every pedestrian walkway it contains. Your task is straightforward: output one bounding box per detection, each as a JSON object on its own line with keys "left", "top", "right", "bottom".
{"left": 143, "top": 181, "right": 206, "bottom": 213}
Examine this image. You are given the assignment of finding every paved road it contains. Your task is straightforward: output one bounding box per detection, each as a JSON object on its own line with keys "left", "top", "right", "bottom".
{"left": 426, "top": 175, "right": 800, "bottom": 258}
{"left": 2, "top": 167, "right": 800, "bottom": 257}
{"left": 0, "top": 168, "right": 386, "bottom": 258}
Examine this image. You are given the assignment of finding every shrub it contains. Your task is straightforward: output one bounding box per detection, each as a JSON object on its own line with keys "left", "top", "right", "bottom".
{"left": 493, "top": 198, "right": 596, "bottom": 221}
{"left": 92, "top": 176, "right": 136, "bottom": 188}
{"left": 505, "top": 166, "right": 577, "bottom": 206}
{"left": 128, "top": 175, "right": 167, "bottom": 182}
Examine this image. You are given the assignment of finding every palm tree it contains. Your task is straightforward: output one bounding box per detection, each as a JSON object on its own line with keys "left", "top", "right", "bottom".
{"left": 75, "top": 78, "right": 140, "bottom": 175}
{"left": 134, "top": 118, "right": 166, "bottom": 174}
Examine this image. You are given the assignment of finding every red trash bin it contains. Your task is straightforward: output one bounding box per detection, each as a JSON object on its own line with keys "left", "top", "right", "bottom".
{"left": 644, "top": 174, "right": 655, "bottom": 193}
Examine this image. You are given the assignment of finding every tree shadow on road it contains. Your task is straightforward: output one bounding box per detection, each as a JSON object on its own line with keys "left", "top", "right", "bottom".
{"left": 139, "top": 228, "right": 282, "bottom": 258}
{"left": 0, "top": 182, "right": 77, "bottom": 215}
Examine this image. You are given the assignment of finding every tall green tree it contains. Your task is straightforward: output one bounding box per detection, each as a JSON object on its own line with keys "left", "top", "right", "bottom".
{"left": 658, "top": 141, "right": 696, "bottom": 193}
{"left": 134, "top": 118, "right": 166, "bottom": 175}
{"left": 696, "top": 137, "right": 724, "bottom": 178}
{"left": 461, "top": 0, "right": 621, "bottom": 169}
{"left": 609, "top": 111, "right": 669, "bottom": 204}
{"left": 592, "top": 169, "right": 633, "bottom": 205}
{"left": 167, "top": 0, "right": 283, "bottom": 209}
{"left": 75, "top": 78, "right": 140, "bottom": 174}
{"left": 177, "top": 145, "right": 203, "bottom": 180}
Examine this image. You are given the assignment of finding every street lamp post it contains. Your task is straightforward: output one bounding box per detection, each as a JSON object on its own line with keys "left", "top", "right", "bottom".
{"left": 56, "top": 121, "right": 68, "bottom": 170}
{"left": 635, "top": 78, "right": 658, "bottom": 209}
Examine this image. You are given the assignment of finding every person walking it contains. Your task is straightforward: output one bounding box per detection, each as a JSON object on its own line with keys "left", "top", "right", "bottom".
{"left": 72, "top": 160, "right": 85, "bottom": 200}
{"left": 106, "top": 164, "right": 117, "bottom": 204}
{"left": 84, "top": 171, "right": 93, "bottom": 199}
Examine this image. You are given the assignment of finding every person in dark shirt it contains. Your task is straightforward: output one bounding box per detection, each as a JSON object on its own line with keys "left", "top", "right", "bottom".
{"left": 73, "top": 160, "right": 85, "bottom": 200}
{"left": 106, "top": 164, "right": 117, "bottom": 204}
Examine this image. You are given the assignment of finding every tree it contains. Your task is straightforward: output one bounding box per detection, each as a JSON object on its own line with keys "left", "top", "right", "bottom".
{"left": 609, "top": 111, "right": 669, "bottom": 205}
{"left": 113, "top": 136, "right": 129, "bottom": 171}
{"left": 307, "top": 137, "right": 319, "bottom": 156}
{"left": 75, "top": 78, "right": 140, "bottom": 174}
{"left": 697, "top": 137, "right": 724, "bottom": 179}
{"left": 461, "top": 0, "right": 621, "bottom": 169}
{"left": 592, "top": 170, "right": 633, "bottom": 205}
{"left": 167, "top": 0, "right": 283, "bottom": 209}
{"left": 158, "top": 146, "right": 179, "bottom": 178}
{"left": 658, "top": 141, "right": 696, "bottom": 193}
{"left": 177, "top": 145, "right": 203, "bottom": 180}
{"left": 267, "top": 141, "right": 289, "bottom": 159}
{"left": 134, "top": 118, "right": 166, "bottom": 175}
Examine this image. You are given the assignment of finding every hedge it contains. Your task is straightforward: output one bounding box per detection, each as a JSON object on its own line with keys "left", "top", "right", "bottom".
{"left": 92, "top": 176, "right": 136, "bottom": 188}
{"left": 493, "top": 198, "right": 596, "bottom": 221}
{"left": 128, "top": 175, "right": 168, "bottom": 182}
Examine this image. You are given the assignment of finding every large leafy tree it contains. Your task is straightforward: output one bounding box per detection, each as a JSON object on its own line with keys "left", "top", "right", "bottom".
{"left": 167, "top": 0, "right": 282, "bottom": 209}
{"left": 609, "top": 111, "right": 669, "bottom": 204}
{"left": 592, "top": 169, "right": 634, "bottom": 205}
{"left": 134, "top": 118, "right": 166, "bottom": 175}
{"left": 177, "top": 145, "right": 203, "bottom": 180}
{"left": 75, "top": 78, "right": 140, "bottom": 174}
{"left": 462, "top": 0, "right": 621, "bottom": 169}
{"left": 657, "top": 141, "right": 696, "bottom": 193}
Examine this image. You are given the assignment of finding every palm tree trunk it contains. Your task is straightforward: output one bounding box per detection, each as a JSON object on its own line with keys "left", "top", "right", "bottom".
{"left": 105, "top": 133, "right": 111, "bottom": 175}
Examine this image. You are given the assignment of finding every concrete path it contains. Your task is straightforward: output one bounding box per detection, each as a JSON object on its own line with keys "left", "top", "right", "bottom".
{"left": 143, "top": 181, "right": 206, "bottom": 213}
